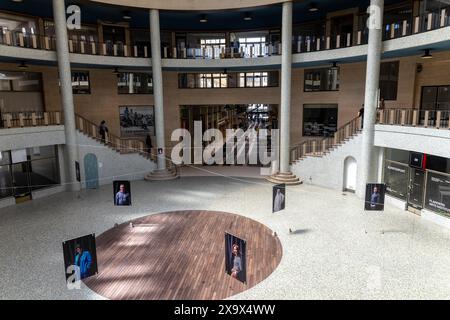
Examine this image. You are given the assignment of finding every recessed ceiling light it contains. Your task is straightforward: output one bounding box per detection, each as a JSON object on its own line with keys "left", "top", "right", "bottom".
{"left": 11, "top": 0, "right": 24, "bottom": 3}
{"left": 200, "top": 14, "right": 208, "bottom": 23}
{"left": 123, "top": 11, "right": 131, "bottom": 20}
{"left": 244, "top": 12, "right": 252, "bottom": 21}
{"left": 309, "top": 2, "right": 319, "bottom": 12}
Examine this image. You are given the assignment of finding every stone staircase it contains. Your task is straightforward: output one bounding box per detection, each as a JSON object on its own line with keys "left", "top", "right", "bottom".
{"left": 75, "top": 113, "right": 179, "bottom": 180}
{"left": 145, "top": 166, "right": 179, "bottom": 181}
{"left": 266, "top": 172, "right": 302, "bottom": 185}
{"left": 289, "top": 115, "right": 362, "bottom": 164}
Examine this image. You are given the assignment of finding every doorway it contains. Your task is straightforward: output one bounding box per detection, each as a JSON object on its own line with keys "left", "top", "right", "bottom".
{"left": 11, "top": 162, "right": 32, "bottom": 203}
{"left": 343, "top": 156, "right": 357, "bottom": 192}
{"left": 407, "top": 168, "right": 425, "bottom": 215}
{"left": 84, "top": 153, "right": 99, "bottom": 189}
{"left": 420, "top": 85, "right": 450, "bottom": 126}
{"left": 103, "top": 25, "right": 126, "bottom": 56}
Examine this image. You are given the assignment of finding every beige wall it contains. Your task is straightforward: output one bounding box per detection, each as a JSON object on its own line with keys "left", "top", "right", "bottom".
{"left": 413, "top": 51, "right": 450, "bottom": 109}
{"left": 1, "top": 51, "right": 448, "bottom": 149}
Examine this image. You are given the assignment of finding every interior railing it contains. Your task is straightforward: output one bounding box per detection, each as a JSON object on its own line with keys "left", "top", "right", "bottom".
{"left": 0, "top": 111, "right": 62, "bottom": 128}
{"left": 1, "top": 6, "right": 448, "bottom": 59}
{"left": 377, "top": 108, "right": 450, "bottom": 129}
{"left": 290, "top": 115, "right": 362, "bottom": 163}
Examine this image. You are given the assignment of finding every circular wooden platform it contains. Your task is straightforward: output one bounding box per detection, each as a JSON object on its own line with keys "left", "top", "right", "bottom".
{"left": 84, "top": 210, "right": 282, "bottom": 300}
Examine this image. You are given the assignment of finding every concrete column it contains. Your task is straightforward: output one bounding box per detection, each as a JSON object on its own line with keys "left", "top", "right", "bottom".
{"left": 279, "top": 1, "right": 293, "bottom": 174}
{"left": 150, "top": 9, "right": 166, "bottom": 170}
{"left": 358, "top": 0, "right": 384, "bottom": 197}
{"left": 377, "top": 146, "right": 385, "bottom": 182}
{"left": 52, "top": 0, "right": 80, "bottom": 191}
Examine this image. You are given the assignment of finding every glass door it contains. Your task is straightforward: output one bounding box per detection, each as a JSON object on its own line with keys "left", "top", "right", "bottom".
{"left": 407, "top": 168, "right": 425, "bottom": 213}
{"left": 11, "top": 162, "right": 32, "bottom": 202}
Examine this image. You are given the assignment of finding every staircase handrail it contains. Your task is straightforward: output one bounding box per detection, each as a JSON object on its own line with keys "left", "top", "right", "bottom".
{"left": 289, "top": 115, "right": 362, "bottom": 163}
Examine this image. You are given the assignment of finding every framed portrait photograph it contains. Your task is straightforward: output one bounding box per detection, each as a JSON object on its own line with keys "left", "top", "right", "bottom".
{"left": 113, "top": 180, "right": 132, "bottom": 206}
{"left": 224, "top": 232, "right": 247, "bottom": 284}
{"left": 62, "top": 234, "right": 98, "bottom": 282}
{"left": 364, "top": 183, "right": 386, "bottom": 211}
{"left": 272, "top": 183, "right": 286, "bottom": 213}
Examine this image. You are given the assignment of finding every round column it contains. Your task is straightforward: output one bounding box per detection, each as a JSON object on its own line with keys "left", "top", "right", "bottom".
{"left": 150, "top": 9, "right": 166, "bottom": 170}
{"left": 279, "top": 1, "right": 293, "bottom": 174}
{"left": 52, "top": 0, "right": 80, "bottom": 191}
{"left": 358, "top": 0, "right": 384, "bottom": 197}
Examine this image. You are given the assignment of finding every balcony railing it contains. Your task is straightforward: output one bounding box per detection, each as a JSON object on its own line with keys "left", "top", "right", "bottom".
{"left": 0, "top": 7, "right": 449, "bottom": 60}
{"left": 377, "top": 108, "right": 450, "bottom": 129}
{"left": 0, "top": 111, "right": 62, "bottom": 129}
{"left": 290, "top": 116, "right": 362, "bottom": 163}
{"left": 162, "top": 43, "right": 282, "bottom": 59}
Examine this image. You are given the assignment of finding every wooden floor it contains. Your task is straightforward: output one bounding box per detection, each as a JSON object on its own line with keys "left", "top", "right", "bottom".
{"left": 84, "top": 210, "right": 282, "bottom": 300}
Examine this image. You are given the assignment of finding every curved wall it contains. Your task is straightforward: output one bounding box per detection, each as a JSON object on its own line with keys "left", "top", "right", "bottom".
{"left": 90, "top": 0, "right": 285, "bottom": 10}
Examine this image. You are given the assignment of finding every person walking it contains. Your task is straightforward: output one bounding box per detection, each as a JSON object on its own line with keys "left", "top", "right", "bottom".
{"left": 99, "top": 120, "right": 108, "bottom": 143}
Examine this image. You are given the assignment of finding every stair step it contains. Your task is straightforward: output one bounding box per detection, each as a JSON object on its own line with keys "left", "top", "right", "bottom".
{"left": 266, "top": 176, "right": 302, "bottom": 186}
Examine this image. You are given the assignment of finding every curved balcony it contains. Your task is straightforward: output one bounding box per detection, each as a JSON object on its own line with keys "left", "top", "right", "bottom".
{"left": 1, "top": 6, "right": 449, "bottom": 69}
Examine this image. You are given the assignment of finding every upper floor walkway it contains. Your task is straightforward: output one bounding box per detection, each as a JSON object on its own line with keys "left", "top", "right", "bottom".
{"left": 1, "top": 5, "right": 450, "bottom": 69}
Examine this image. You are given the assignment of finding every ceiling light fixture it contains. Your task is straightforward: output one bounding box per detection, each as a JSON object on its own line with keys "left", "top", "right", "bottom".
{"left": 244, "top": 12, "right": 252, "bottom": 21}
{"left": 11, "top": 0, "right": 24, "bottom": 3}
{"left": 309, "top": 2, "right": 319, "bottom": 12}
{"left": 421, "top": 49, "right": 433, "bottom": 59}
{"left": 18, "top": 61, "right": 28, "bottom": 70}
{"left": 122, "top": 11, "right": 131, "bottom": 20}
{"left": 199, "top": 14, "right": 208, "bottom": 23}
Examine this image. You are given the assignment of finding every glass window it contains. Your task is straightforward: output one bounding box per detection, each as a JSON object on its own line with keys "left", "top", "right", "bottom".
{"left": 200, "top": 38, "right": 226, "bottom": 59}
{"left": 0, "top": 151, "right": 11, "bottom": 165}
{"left": 118, "top": 72, "right": 153, "bottom": 94}
{"left": 303, "top": 104, "right": 338, "bottom": 137}
{"left": 384, "top": 160, "right": 408, "bottom": 200}
{"left": 0, "top": 71, "right": 42, "bottom": 92}
{"left": 178, "top": 71, "right": 278, "bottom": 89}
{"left": 239, "top": 36, "right": 267, "bottom": 57}
{"left": 0, "top": 165, "right": 12, "bottom": 199}
{"left": 30, "top": 157, "right": 60, "bottom": 190}
{"left": 379, "top": 61, "right": 399, "bottom": 100}
{"left": 385, "top": 148, "right": 409, "bottom": 163}
{"left": 71, "top": 71, "right": 90, "bottom": 94}
{"left": 304, "top": 67, "right": 340, "bottom": 92}
{"left": 26, "top": 146, "right": 56, "bottom": 161}
{"left": 424, "top": 171, "right": 450, "bottom": 217}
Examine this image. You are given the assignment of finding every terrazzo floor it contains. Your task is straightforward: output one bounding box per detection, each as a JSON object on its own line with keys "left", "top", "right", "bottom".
{"left": 0, "top": 175, "right": 449, "bottom": 300}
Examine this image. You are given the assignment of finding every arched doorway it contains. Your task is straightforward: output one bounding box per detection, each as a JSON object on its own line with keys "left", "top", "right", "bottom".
{"left": 84, "top": 153, "right": 99, "bottom": 189}
{"left": 343, "top": 156, "right": 357, "bottom": 192}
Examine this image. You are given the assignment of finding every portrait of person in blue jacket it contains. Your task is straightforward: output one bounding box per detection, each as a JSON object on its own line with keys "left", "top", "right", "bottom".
{"left": 364, "top": 183, "right": 386, "bottom": 211}
{"left": 114, "top": 182, "right": 131, "bottom": 206}
{"left": 74, "top": 244, "right": 93, "bottom": 279}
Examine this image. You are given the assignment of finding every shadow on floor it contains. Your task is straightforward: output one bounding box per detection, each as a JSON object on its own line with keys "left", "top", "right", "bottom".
{"left": 289, "top": 228, "right": 312, "bottom": 235}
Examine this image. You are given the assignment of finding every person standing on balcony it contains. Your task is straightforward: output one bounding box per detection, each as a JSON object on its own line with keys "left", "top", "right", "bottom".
{"left": 358, "top": 104, "right": 365, "bottom": 129}
{"left": 99, "top": 120, "right": 108, "bottom": 143}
